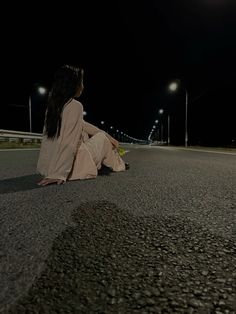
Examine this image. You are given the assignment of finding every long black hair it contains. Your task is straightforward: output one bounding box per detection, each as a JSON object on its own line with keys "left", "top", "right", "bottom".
{"left": 45, "top": 65, "right": 84, "bottom": 139}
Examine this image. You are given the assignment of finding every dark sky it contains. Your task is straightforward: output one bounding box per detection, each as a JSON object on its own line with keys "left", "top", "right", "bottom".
{"left": 2, "top": 0, "right": 236, "bottom": 145}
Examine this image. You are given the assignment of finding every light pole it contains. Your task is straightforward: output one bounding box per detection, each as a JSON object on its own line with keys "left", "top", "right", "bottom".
{"left": 169, "top": 81, "right": 188, "bottom": 147}
{"left": 120, "top": 131, "right": 124, "bottom": 143}
{"left": 153, "top": 120, "right": 158, "bottom": 143}
{"left": 29, "top": 96, "right": 32, "bottom": 133}
{"left": 100, "top": 120, "right": 105, "bottom": 132}
{"left": 167, "top": 114, "right": 170, "bottom": 146}
{"left": 185, "top": 90, "right": 188, "bottom": 147}
{"left": 29, "top": 86, "right": 47, "bottom": 133}
{"left": 116, "top": 130, "right": 119, "bottom": 141}
{"left": 110, "top": 126, "right": 114, "bottom": 136}
{"left": 158, "top": 109, "right": 164, "bottom": 142}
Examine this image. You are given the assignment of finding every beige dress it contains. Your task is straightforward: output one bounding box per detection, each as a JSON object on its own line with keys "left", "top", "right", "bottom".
{"left": 37, "top": 99, "right": 126, "bottom": 181}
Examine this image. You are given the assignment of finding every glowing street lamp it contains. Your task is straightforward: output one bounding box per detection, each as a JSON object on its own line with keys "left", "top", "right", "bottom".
{"left": 160, "top": 108, "right": 170, "bottom": 145}
{"left": 109, "top": 126, "right": 114, "bottom": 136}
{"left": 29, "top": 86, "right": 47, "bottom": 133}
{"left": 38, "top": 86, "right": 47, "bottom": 95}
{"left": 158, "top": 109, "right": 164, "bottom": 142}
{"left": 169, "top": 82, "right": 178, "bottom": 92}
{"left": 168, "top": 80, "right": 188, "bottom": 147}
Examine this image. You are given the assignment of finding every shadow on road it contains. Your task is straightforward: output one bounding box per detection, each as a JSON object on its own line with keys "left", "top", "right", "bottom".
{"left": 6, "top": 201, "right": 236, "bottom": 313}
{"left": 0, "top": 175, "right": 42, "bottom": 194}
{"left": 0, "top": 167, "right": 113, "bottom": 194}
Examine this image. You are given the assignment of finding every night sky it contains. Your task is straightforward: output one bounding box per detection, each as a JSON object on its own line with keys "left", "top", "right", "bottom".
{"left": 1, "top": 0, "right": 236, "bottom": 146}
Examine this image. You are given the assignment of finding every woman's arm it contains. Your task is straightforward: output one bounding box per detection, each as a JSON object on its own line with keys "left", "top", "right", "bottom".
{"left": 82, "top": 120, "right": 101, "bottom": 136}
{"left": 104, "top": 132, "right": 119, "bottom": 149}
{"left": 83, "top": 120, "right": 119, "bottom": 148}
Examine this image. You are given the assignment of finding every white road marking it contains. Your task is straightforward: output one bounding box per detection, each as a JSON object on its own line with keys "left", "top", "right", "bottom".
{"left": 132, "top": 145, "right": 236, "bottom": 156}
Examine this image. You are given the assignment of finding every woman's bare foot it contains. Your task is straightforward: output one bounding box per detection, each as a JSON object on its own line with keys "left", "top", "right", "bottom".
{"left": 37, "top": 178, "right": 65, "bottom": 186}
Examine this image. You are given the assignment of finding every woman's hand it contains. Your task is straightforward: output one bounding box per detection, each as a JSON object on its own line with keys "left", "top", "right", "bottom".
{"left": 104, "top": 132, "right": 119, "bottom": 149}
{"left": 37, "top": 178, "right": 65, "bottom": 186}
{"left": 110, "top": 137, "right": 119, "bottom": 149}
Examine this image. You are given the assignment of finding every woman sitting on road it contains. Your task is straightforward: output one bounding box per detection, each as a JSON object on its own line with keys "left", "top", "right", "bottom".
{"left": 37, "top": 65, "right": 129, "bottom": 186}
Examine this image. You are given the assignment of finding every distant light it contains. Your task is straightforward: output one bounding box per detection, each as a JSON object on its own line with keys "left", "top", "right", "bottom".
{"left": 83, "top": 111, "right": 87, "bottom": 116}
{"left": 155, "top": 120, "right": 159, "bottom": 123}
{"left": 169, "top": 82, "right": 178, "bottom": 92}
{"left": 110, "top": 126, "right": 113, "bottom": 129}
{"left": 101, "top": 121, "right": 104, "bottom": 125}
{"left": 116, "top": 130, "right": 119, "bottom": 132}
{"left": 159, "top": 109, "right": 164, "bottom": 114}
{"left": 38, "top": 86, "right": 47, "bottom": 95}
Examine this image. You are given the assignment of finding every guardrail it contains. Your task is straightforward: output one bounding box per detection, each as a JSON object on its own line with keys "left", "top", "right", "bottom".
{"left": 0, "top": 129, "right": 42, "bottom": 141}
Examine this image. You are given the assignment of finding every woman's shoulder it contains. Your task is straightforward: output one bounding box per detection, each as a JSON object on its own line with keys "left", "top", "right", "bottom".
{"left": 64, "top": 99, "right": 83, "bottom": 113}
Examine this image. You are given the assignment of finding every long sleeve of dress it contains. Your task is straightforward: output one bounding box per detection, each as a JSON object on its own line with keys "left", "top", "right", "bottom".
{"left": 82, "top": 120, "right": 117, "bottom": 145}
{"left": 82, "top": 121, "right": 101, "bottom": 136}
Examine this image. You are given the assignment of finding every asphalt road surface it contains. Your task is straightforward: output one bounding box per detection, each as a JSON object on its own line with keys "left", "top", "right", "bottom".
{"left": 0, "top": 145, "right": 236, "bottom": 313}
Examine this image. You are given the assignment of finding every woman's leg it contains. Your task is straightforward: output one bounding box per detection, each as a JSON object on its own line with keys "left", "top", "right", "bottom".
{"left": 86, "top": 132, "right": 126, "bottom": 171}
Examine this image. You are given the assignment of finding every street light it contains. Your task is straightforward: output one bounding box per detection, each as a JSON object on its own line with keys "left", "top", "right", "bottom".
{"left": 159, "top": 109, "right": 170, "bottom": 145}
{"left": 167, "top": 114, "right": 170, "bottom": 146}
{"left": 109, "top": 126, "right": 114, "bottom": 136}
{"left": 120, "top": 131, "right": 124, "bottom": 143}
{"left": 29, "top": 86, "right": 47, "bottom": 133}
{"left": 168, "top": 80, "right": 188, "bottom": 147}
{"left": 38, "top": 86, "right": 47, "bottom": 95}
{"left": 169, "top": 82, "right": 178, "bottom": 92}
{"left": 158, "top": 109, "right": 164, "bottom": 142}
{"left": 116, "top": 129, "right": 119, "bottom": 141}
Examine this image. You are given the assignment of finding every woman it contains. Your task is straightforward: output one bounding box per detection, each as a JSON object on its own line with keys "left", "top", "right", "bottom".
{"left": 37, "top": 65, "right": 128, "bottom": 186}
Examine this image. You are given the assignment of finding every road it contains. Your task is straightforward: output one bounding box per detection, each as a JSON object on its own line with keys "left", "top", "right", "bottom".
{"left": 0, "top": 145, "right": 236, "bottom": 313}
